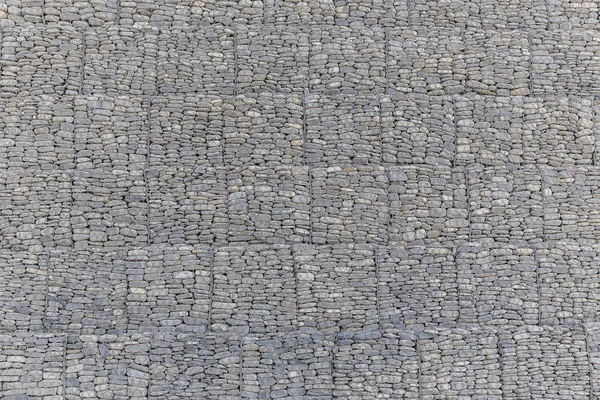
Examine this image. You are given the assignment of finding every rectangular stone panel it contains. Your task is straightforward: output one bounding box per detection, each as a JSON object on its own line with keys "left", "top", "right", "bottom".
{"left": 467, "top": 166, "right": 544, "bottom": 245}
{"left": 387, "top": 27, "right": 465, "bottom": 96}
{"left": 309, "top": 26, "right": 386, "bottom": 95}
{"left": 44, "top": 0, "right": 119, "bottom": 26}
{"left": 585, "top": 323, "right": 600, "bottom": 396}
{"left": 464, "top": 29, "right": 531, "bottom": 96}
{"left": 542, "top": 166, "right": 600, "bottom": 242}
{"left": 0, "top": 333, "right": 65, "bottom": 399}
{"left": 212, "top": 244, "right": 297, "bottom": 334}
{"left": 0, "top": 25, "right": 83, "bottom": 97}
{"left": 149, "top": 333, "right": 241, "bottom": 399}
{"left": 223, "top": 93, "right": 304, "bottom": 167}
{"left": 419, "top": 327, "right": 501, "bottom": 399}
{"left": 410, "top": 0, "right": 547, "bottom": 29}
{"left": 380, "top": 94, "right": 455, "bottom": 167}
{"left": 0, "top": 171, "right": 72, "bottom": 251}
{"left": 157, "top": 26, "right": 235, "bottom": 95}
{"left": 264, "top": 0, "right": 336, "bottom": 25}
{"left": 531, "top": 29, "right": 600, "bottom": 96}
{"left": 148, "top": 167, "right": 228, "bottom": 246}
{"left": 236, "top": 26, "right": 309, "bottom": 94}
{"left": 547, "top": 0, "right": 600, "bottom": 30}
{"left": 333, "top": 329, "right": 419, "bottom": 399}
{"left": 500, "top": 326, "right": 591, "bottom": 399}
{"left": 295, "top": 244, "right": 378, "bottom": 333}
{"left": 46, "top": 250, "right": 127, "bottom": 335}
{"left": 149, "top": 95, "right": 223, "bottom": 169}
{"left": 119, "top": 0, "right": 191, "bottom": 26}
{"left": 538, "top": 242, "right": 600, "bottom": 325}
{"left": 126, "top": 246, "right": 212, "bottom": 333}
{"left": 305, "top": 95, "right": 381, "bottom": 167}
{"left": 388, "top": 166, "right": 468, "bottom": 247}
{"left": 74, "top": 95, "right": 149, "bottom": 172}
{"left": 4, "top": 0, "right": 44, "bottom": 24}
{"left": 457, "top": 244, "right": 539, "bottom": 326}
{"left": 311, "top": 166, "right": 388, "bottom": 245}
{"left": 190, "top": 0, "right": 264, "bottom": 25}
{"left": 83, "top": 26, "right": 158, "bottom": 96}
{"left": 0, "top": 251, "right": 47, "bottom": 332}
{"left": 0, "top": 96, "right": 75, "bottom": 173}
{"left": 242, "top": 330, "right": 334, "bottom": 399}
{"left": 65, "top": 333, "right": 151, "bottom": 400}
{"left": 227, "top": 166, "right": 311, "bottom": 244}
{"left": 71, "top": 169, "right": 147, "bottom": 250}
{"left": 378, "top": 246, "right": 458, "bottom": 330}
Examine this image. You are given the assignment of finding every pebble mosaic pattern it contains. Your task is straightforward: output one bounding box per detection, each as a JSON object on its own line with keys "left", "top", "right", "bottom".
{"left": 2, "top": 0, "right": 600, "bottom": 398}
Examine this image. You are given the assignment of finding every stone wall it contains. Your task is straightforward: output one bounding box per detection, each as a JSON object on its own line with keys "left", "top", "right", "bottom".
{"left": 2, "top": 0, "right": 600, "bottom": 398}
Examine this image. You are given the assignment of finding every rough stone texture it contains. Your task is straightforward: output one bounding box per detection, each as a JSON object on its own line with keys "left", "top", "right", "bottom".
{"left": 378, "top": 245, "right": 458, "bottom": 330}
{"left": 126, "top": 246, "right": 212, "bottom": 334}
{"left": 3, "top": 1, "right": 600, "bottom": 398}
{"left": 0, "top": 333, "right": 65, "bottom": 399}
{"left": 499, "top": 325, "right": 591, "bottom": 399}
{"left": 305, "top": 94, "right": 381, "bottom": 166}
{"left": 212, "top": 244, "right": 296, "bottom": 334}
{"left": 149, "top": 332, "right": 241, "bottom": 399}
{"left": 295, "top": 243, "right": 378, "bottom": 333}
{"left": 388, "top": 165, "right": 469, "bottom": 247}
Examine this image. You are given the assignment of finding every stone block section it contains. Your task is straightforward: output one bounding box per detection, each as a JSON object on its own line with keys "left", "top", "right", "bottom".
{"left": 464, "top": 29, "right": 531, "bottom": 96}
{"left": 119, "top": 0, "right": 191, "bottom": 27}
{"left": 46, "top": 250, "right": 127, "bottom": 335}
{"left": 83, "top": 26, "right": 158, "bottom": 96}
{"left": 149, "top": 95, "right": 223, "bottom": 169}
{"left": 542, "top": 166, "right": 600, "bottom": 242}
{"left": 0, "top": 171, "right": 72, "bottom": 251}
{"left": 419, "top": 327, "right": 502, "bottom": 399}
{"left": 388, "top": 27, "right": 465, "bottom": 96}
{"left": 410, "top": 0, "right": 547, "bottom": 29}
{"left": 0, "top": 333, "right": 65, "bottom": 398}
{"left": 227, "top": 166, "right": 311, "bottom": 244}
{"left": 157, "top": 25, "right": 235, "bottom": 95}
{"left": 585, "top": 323, "right": 600, "bottom": 396}
{"left": 0, "top": 25, "right": 83, "bottom": 97}
{"left": 148, "top": 167, "right": 228, "bottom": 246}
{"left": 500, "top": 325, "right": 591, "bottom": 399}
{"left": 537, "top": 242, "right": 600, "bottom": 325}
{"left": 467, "top": 166, "right": 544, "bottom": 245}
{"left": 531, "top": 29, "right": 600, "bottom": 96}
{"left": 264, "top": 0, "right": 336, "bottom": 25}
{"left": 190, "top": 0, "right": 264, "bottom": 26}
{"left": 378, "top": 246, "right": 458, "bottom": 330}
{"left": 388, "top": 166, "right": 469, "bottom": 247}
{"left": 65, "top": 333, "right": 151, "bottom": 400}
{"left": 44, "top": 0, "right": 119, "bottom": 27}
{"left": 149, "top": 332, "right": 242, "bottom": 399}
{"left": 295, "top": 244, "right": 378, "bottom": 333}
{"left": 311, "top": 166, "right": 388, "bottom": 245}
{"left": 305, "top": 95, "right": 381, "bottom": 167}
{"left": 309, "top": 26, "right": 386, "bottom": 95}
{"left": 212, "top": 244, "right": 297, "bottom": 334}
{"left": 223, "top": 94, "right": 304, "bottom": 167}
{"left": 380, "top": 94, "right": 455, "bottom": 167}
{"left": 547, "top": 0, "right": 600, "bottom": 30}
{"left": 0, "top": 96, "right": 75, "bottom": 173}
{"left": 457, "top": 244, "right": 539, "bottom": 326}
{"left": 236, "top": 26, "right": 309, "bottom": 94}
{"left": 3, "top": 0, "right": 44, "bottom": 24}
{"left": 456, "top": 95, "right": 595, "bottom": 167}
{"left": 74, "top": 95, "right": 149, "bottom": 172}
{"left": 333, "top": 329, "right": 419, "bottom": 399}
{"left": 242, "top": 330, "right": 334, "bottom": 399}
{"left": 126, "top": 246, "right": 212, "bottom": 334}
{"left": 71, "top": 169, "right": 147, "bottom": 250}
{"left": 0, "top": 251, "right": 47, "bottom": 332}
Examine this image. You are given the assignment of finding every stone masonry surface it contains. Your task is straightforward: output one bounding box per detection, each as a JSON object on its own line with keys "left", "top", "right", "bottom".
{"left": 2, "top": 0, "right": 600, "bottom": 399}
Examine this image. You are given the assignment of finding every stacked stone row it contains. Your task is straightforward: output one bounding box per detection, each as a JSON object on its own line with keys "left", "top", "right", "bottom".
{"left": 2, "top": 325, "right": 600, "bottom": 399}
{"left": 1, "top": 24, "right": 600, "bottom": 97}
